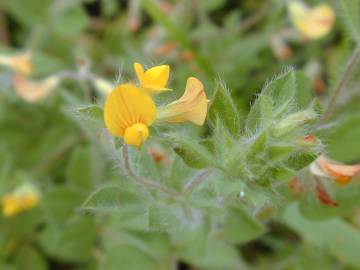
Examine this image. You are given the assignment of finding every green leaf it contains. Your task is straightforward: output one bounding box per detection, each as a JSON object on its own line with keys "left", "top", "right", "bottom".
{"left": 339, "top": 0, "right": 360, "bottom": 42}
{"left": 80, "top": 185, "right": 147, "bottom": 213}
{"left": 326, "top": 114, "right": 360, "bottom": 162}
{"left": 39, "top": 217, "right": 96, "bottom": 263}
{"left": 0, "top": 0, "right": 52, "bottom": 26}
{"left": 166, "top": 134, "right": 215, "bottom": 169}
{"left": 15, "top": 245, "right": 47, "bottom": 270}
{"left": 224, "top": 206, "right": 266, "bottom": 244}
{"left": 283, "top": 203, "right": 360, "bottom": 268}
{"left": 78, "top": 105, "right": 104, "bottom": 122}
{"left": 43, "top": 186, "right": 85, "bottom": 223}
{"left": 246, "top": 94, "right": 273, "bottom": 134}
{"left": 268, "top": 144, "right": 295, "bottom": 161}
{"left": 53, "top": 3, "right": 90, "bottom": 36}
{"left": 180, "top": 238, "right": 245, "bottom": 270}
{"left": 148, "top": 203, "right": 182, "bottom": 231}
{"left": 100, "top": 245, "right": 158, "bottom": 270}
{"left": 209, "top": 80, "right": 241, "bottom": 135}
{"left": 66, "top": 146, "right": 94, "bottom": 190}
{"left": 262, "top": 68, "right": 296, "bottom": 109}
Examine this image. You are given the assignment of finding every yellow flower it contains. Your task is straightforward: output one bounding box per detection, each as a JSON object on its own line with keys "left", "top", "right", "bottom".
{"left": 0, "top": 52, "right": 33, "bottom": 75}
{"left": 157, "top": 77, "right": 209, "bottom": 125}
{"left": 134, "top": 62, "right": 170, "bottom": 93}
{"left": 288, "top": 1, "right": 335, "bottom": 40}
{"left": 12, "top": 74, "right": 60, "bottom": 102}
{"left": 1, "top": 184, "right": 40, "bottom": 217}
{"left": 104, "top": 83, "right": 156, "bottom": 147}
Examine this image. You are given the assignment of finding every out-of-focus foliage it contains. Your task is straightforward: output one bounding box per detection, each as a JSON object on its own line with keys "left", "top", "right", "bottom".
{"left": 0, "top": 0, "right": 360, "bottom": 269}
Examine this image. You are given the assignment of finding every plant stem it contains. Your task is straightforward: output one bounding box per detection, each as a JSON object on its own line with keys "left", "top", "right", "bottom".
{"left": 320, "top": 44, "right": 360, "bottom": 123}
{"left": 182, "top": 168, "right": 213, "bottom": 195}
{"left": 121, "top": 145, "right": 179, "bottom": 197}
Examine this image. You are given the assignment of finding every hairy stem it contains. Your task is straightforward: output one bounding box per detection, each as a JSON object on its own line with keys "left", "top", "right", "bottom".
{"left": 121, "top": 145, "right": 179, "bottom": 197}
{"left": 320, "top": 44, "right": 360, "bottom": 123}
{"left": 183, "top": 168, "right": 213, "bottom": 195}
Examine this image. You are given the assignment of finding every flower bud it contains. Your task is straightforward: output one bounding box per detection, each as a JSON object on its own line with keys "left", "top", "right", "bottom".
{"left": 272, "top": 110, "right": 318, "bottom": 137}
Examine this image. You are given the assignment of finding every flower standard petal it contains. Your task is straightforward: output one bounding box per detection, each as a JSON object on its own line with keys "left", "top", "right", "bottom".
{"left": 134, "top": 62, "right": 170, "bottom": 93}
{"left": 104, "top": 83, "right": 156, "bottom": 147}
{"left": 157, "top": 77, "right": 209, "bottom": 125}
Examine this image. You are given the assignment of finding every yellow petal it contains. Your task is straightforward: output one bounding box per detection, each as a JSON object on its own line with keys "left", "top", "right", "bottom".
{"left": 134, "top": 62, "right": 170, "bottom": 93}
{"left": 1, "top": 184, "right": 40, "bottom": 217}
{"left": 288, "top": 1, "right": 335, "bottom": 39}
{"left": 104, "top": 83, "right": 156, "bottom": 139}
{"left": 157, "top": 77, "right": 208, "bottom": 125}
{"left": 1, "top": 195, "right": 20, "bottom": 217}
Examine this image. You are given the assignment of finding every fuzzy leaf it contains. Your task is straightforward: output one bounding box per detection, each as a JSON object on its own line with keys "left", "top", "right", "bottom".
{"left": 166, "top": 134, "right": 215, "bottom": 169}
{"left": 246, "top": 94, "right": 274, "bottom": 133}
{"left": 80, "top": 185, "right": 146, "bottom": 213}
{"left": 224, "top": 206, "right": 266, "bottom": 244}
{"left": 209, "top": 80, "right": 241, "bottom": 135}
{"left": 339, "top": 0, "right": 360, "bottom": 42}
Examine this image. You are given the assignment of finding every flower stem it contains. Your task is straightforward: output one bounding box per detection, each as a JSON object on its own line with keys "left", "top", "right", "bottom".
{"left": 121, "top": 145, "right": 179, "bottom": 197}
{"left": 320, "top": 44, "right": 360, "bottom": 124}
{"left": 182, "top": 168, "right": 213, "bottom": 195}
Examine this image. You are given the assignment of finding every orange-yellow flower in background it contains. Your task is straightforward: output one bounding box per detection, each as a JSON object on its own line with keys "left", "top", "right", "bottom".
{"left": 13, "top": 74, "right": 60, "bottom": 102}
{"left": 310, "top": 156, "right": 360, "bottom": 185}
{"left": 1, "top": 184, "right": 39, "bottom": 217}
{"left": 134, "top": 62, "right": 170, "bottom": 93}
{"left": 0, "top": 52, "right": 33, "bottom": 75}
{"left": 104, "top": 83, "right": 156, "bottom": 147}
{"left": 288, "top": 0, "right": 335, "bottom": 40}
{"left": 157, "top": 77, "right": 209, "bottom": 125}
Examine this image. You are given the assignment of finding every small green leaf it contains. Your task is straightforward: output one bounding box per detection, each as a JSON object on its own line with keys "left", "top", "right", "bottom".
{"left": 180, "top": 238, "right": 245, "bottom": 270}
{"left": 268, "top": 144, "right": 295, "bottom": 161}
{"left": 246, "top": 132, "right": 267, "bottom": 160}
{"left": 166, "top": 134, "right": 215, "bottom": 169}
{"left": 246, "top": 94, "right": 273, "bottom": 133}
{"left": 209, "top": 80, "right": 241, "bottom": 135}
{"left": 262, "top": 68, "right": 296, "bottom": 109}
{"left": 78, "top": 105, "right": 104, "bottom": 122}
{"left": 80, "top": 185, "right": 146, "bottom": 213}
{"left": 100, "top": 245, "right": 158, "bottom": 270}
{"left": 224, "top": 206, "right": 265, "bottom": 244}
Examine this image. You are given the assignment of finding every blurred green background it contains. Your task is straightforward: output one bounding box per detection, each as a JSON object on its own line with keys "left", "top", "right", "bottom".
{"left": 0, "top": 0, "right": 360, "bottom": 269}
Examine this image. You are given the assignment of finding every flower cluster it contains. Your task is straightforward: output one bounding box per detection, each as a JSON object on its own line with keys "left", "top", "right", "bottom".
{"left": 104, "top": 63, "right": 209, "bottom": 147}
{"left": 1, "top": 184, "right": 39, "bottom": 217}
